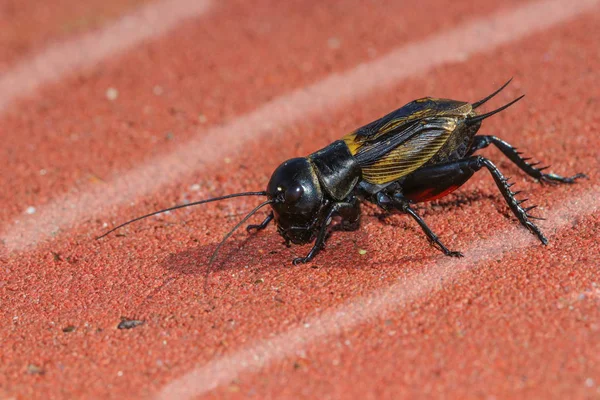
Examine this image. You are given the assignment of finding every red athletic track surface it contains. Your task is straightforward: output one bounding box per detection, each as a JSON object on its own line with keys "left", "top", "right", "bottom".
{"left": 1, "top": 1, "right": 599, "bottom": 399}
{"left": 0, "top": 0, "right": 151, "bottom": 72}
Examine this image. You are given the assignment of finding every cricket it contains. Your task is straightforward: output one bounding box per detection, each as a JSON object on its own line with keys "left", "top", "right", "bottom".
{"left": 98, "top": 79, "right": 586, "bottom": 264}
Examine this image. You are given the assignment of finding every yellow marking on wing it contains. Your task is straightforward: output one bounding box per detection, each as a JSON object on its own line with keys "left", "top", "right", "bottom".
{"left": 343, "top": 132, "right": 360, "bottom": 155}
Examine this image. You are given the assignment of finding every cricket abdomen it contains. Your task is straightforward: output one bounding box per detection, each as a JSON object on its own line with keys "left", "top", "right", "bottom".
{"left": 425, "top": 113, "right": 481, "bottom": 165}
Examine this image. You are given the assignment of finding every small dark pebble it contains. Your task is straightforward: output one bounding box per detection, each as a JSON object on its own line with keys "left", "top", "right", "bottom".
{"left": 62, "top": 325, "right": 76, "bottom": 333}
{"left": 51, "top": 251, "right": 62, "bottom": 262}
{"left": 117, "top": 318, "right": 145, "bottom": 330}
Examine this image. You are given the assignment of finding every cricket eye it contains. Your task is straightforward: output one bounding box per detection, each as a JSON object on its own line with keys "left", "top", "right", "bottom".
{"left": 284, "top": 185, "right": 304, "bottom": 204}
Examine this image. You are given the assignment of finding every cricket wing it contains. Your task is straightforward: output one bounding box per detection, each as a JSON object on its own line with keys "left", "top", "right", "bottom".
{"left": 345, "top": 97, "right": 471, "bottom": 149}
{"left": 350, "top": 117, "right": 459, "bottom": 185}
{"left": 341, "top": 97, "right": 472, "bottom": 185}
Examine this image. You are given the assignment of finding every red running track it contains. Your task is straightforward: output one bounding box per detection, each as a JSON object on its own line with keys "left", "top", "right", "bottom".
{"left": 1, "top": 0, "right": 599, "bottom": 398}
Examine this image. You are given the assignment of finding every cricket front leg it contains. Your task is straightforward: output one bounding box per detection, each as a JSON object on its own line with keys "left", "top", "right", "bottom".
{"left": 246, "top": 212, "right": 274, "bottom": 233}
{"left": 292, "top": 199, "right": 360, "bottom": 265}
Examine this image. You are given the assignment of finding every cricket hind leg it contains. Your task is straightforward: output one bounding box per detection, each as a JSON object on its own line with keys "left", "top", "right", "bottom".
{"left": 375, "top": 191, "right": 464, "bottom": 257}
{"left": 468, "top": 135, "right": 587, "bottom": 184}
{"left": 399, "top": 156, "right": 548, "bottom": 245}
{"left": 465, "top": 155, "right": 548, "bottom": 244}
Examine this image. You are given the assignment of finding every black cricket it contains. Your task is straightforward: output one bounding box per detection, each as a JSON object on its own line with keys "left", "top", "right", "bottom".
{"left": 98, "top": 79, "right": 586, "bottom": 264}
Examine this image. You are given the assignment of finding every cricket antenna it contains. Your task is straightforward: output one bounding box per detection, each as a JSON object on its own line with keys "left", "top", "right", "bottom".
{"left": 96, "top": 191, "right": 268, "bottom": 239}
{"left": 208, "top": 199, "right": 274, "bottom": 264}
{"left": 467, "top": 95, "right": 525, "bottom": 126}
{"left": 472, "top": 78, "right": 513, "bottom": 109}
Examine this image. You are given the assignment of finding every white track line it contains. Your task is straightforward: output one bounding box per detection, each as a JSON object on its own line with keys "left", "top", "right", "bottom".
{"left": 157, "top": 187, "right": 599, "bottom": 399}
{"left": 1, "top": 0, "right": 598, "bottom": 252}
{"left": 0, "top": 0, "right": 213, "bottom": 111}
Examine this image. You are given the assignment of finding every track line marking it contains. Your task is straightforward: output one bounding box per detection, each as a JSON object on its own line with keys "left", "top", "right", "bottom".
{"left": 1, "top": 0, "right": 598, "bottom": 252}
{"left": 0, "top": 0, "right": 213, "bottom": 112}
{"left": 157, "top": 186, "right": 600, "bottom": 399}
